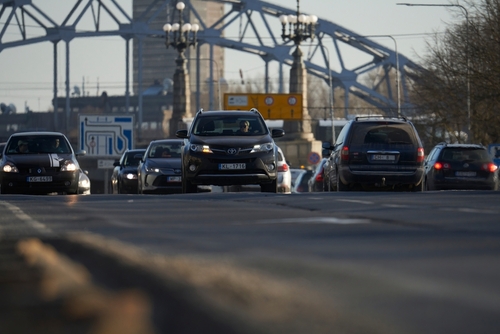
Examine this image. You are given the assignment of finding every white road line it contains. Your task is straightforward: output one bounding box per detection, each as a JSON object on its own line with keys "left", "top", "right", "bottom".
{"left": 441, "top": 207, "right": 499, "bottom": 214}
{"left": 382, "top": 204, "right": 410, "bottom": 208}
{"left": 255, "top": 217, "right": 371, "bottom": 225}
{"left": 337, "top": 199, "right": 374, "bottom": 205}
{"left": 0, "top": 201, "right": 53, "bottom": 235}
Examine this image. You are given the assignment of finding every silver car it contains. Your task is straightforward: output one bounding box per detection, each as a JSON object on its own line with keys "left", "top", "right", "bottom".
{"left": 277, "top": 146, "right": 291, "bottom": 193}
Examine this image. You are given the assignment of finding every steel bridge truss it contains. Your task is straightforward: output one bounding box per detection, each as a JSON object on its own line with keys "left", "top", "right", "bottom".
{"left": 0, "top": 0, "right": 422, "bottom": 121}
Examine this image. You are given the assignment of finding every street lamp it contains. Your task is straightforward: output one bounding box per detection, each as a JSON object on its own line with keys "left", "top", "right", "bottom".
{"left": 359, "top": 34, "right": 400, "bottom": 117}
{"left": 278, "top": 0, "right": 318, "bottom": 138}
{"left": 163, "top": 1, "right": 199, "bottom": 137}
{"left": 397, "top": 3, "right": 471, "bottom": 142}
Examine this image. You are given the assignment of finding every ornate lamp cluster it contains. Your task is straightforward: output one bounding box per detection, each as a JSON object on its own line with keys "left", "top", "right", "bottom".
{"left": 162, "top": 2, "right": 199, "bottom": 51}
{"left": 279, "top": 6, "right": 318, "bottom": 45}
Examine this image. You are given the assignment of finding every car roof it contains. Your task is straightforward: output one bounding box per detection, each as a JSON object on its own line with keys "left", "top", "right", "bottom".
{"left": 438, "top": 143, "right": 485, "bottom": 149}
{"left": 9, "top": 131, "right": 67, "bottom": 137}
{"left": 196, "top": 110, "right": 262, "bottom": 117}
{"left": 148, "top": 139, "right": 184, "bottom": 145}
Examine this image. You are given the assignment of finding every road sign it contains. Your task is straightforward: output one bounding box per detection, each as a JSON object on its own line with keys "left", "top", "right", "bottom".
{"left": 488, "top": 143, "right": 500, "bottom": 166}
{"left": 224, "top": 93, "right": 303, "bottom": 120}
{"left": 79, "top": 115, "right": 134, "bottom": 157}
{"left": 97, "top": 159, "right": 115, "bottom": 169}
{"left": 308, "top": 152, "right": 321, "bottom": 165}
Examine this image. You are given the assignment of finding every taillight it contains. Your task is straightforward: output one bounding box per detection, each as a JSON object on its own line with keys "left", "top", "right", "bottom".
{"left": 341, "top": 146, "right": 349, "bottom": 161}
{"left": 417, "top": 147, "right": 424, "bottom": 163}
{"left": 433, "top": 162, "right": 443, "bottom": 170}
{"left": 278, "top": 163, "right": 289, "bottom": 173}
{"left": 315, "top": 168, "right": 324, "bottom": 182}
{"left": 483, "top": 163, "right": 498, "bottom": 173}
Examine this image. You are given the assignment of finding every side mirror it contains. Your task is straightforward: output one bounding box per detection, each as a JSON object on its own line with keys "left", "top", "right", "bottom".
{"left": 76, "top": 150, "right": 86, "bottom": 157}
{"left": 113, "top": 160, "right": 120, "bottom": 167}
{"left": 271, "top": 128, "right": 285, "bottom": 138}
{"left": 176, "top": 130, "right": 188, "bottom": 139}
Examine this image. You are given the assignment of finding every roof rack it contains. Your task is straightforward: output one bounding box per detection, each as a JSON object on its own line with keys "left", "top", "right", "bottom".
{"left": 355, "top": 115, "right": 407, "bottom": 122}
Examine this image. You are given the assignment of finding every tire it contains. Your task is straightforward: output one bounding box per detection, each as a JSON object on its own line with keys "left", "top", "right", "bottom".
{"left": 182, "top": 178, "right": 197, "bottom": 193}
{"left": 336, "top": 172, "right": 349, "bottom": 192}
{"left": 261, "top": 179, "right": 278, "bottom": 193}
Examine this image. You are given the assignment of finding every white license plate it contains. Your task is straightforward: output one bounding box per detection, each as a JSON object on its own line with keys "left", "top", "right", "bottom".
{"left": 456, "top": 171, "right": 476, "bottom": 177}
{"left": 372, "top": 154, "right": 396, "bottom": 161}
{"left": 168, "top": 176, "right": 181, "bottom": 182}
{"left": 219, "top": 163, "right": 246, "bottom": 170}
{"left": 27, "top": 176, "right": 53, "bottom": 182}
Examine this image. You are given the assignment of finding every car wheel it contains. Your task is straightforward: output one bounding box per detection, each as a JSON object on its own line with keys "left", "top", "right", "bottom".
{"left": 182, "top": 178, "right": 197, "bottom": 193}
{"left": 261, "top": 179, "right": 278, "bottom": 193}
{"left": 337, "top": 173, "right": 349, "bottom": 191}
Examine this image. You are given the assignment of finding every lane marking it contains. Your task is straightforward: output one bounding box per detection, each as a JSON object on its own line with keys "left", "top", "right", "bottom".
{"left": 0, "top": 201, "right": 53, "bottom": 235}
{"left": 337, "top": 199, "right": 374, "bottom": 205}
{"left": 382, "top": 204, "right": 410, "bottom": 208}
{"left": 255, "top": 217, "right": 371, "bottom": 225}
{"left": 441, "top": 207, "right": 499, "bottom": 214}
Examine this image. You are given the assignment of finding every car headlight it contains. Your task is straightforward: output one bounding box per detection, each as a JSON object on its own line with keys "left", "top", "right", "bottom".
{"left": 190, "top": 144, "right": 213, "bottom": 153}
{"left": 251, "top": 142, "right": 274, "bottom": 153}
{"left": 79, "top": 179, "right": 90, "bottom": 188}
{"left": 144, "top": 165, "right": 160, "bottom": 173}
{"left": 125, "top": 173, "right": 138, "bottom": 180}
{"left": 60, "top": 161, "right": 77, "bottom": 172}
{"left": 2, "top": 162, "right": 19, "bottom": 173}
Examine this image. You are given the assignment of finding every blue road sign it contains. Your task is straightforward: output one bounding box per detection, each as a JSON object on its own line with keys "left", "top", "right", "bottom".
{"left": 488, "top": 144, "right": 500, "bottom": 167}
{"left": 79, "top": 115, "right": 134, "bottom": 157}
{"left": 308, "top": 151, "right": 321, "bottom": 165}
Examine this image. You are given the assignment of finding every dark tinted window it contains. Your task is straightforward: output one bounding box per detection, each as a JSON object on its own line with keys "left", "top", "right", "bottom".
{"left": 440, "top": 148, "right": 490, "bottom": 161}
{"left": 124, "top": 152, "right": 142, "bottom": 166}
{"left": 192, "top": 115, "right": 267, "bottom": 136}
{"left": 349, "top": 123, "right": 416, "bottom": 146}
{"left": 6, "top": 135, "right": 71, "bottom": 154}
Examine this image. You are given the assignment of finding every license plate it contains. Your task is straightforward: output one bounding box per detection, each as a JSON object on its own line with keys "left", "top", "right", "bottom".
{"left": 27, "top": 176, "right": 53, "bottom": 182}
{"left": 168, "top": 176, "right": 181, "bottom": 182}
{"left": 456, "top": 171, "right": 476, "bottom": 177}
{"left": 219, "top": 163, "right": 246, "bottom": 170}
{"left": 372, "top": 154, "right": 396, "bottom": 161}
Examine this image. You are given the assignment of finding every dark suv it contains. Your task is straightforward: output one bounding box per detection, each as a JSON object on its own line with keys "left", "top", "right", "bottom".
{"left": 176, "top": 108, "right": 285, "bottom": 193}
{"left": 424, "top": 143, "right": 498, "bottom": 190}
{"left": 323, "top": 116, "right": 425, "bottom": 191}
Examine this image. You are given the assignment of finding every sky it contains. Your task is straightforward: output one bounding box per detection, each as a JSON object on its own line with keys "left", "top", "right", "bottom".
{"left": 0, "top": 0, "right": 464, "bottom": 113}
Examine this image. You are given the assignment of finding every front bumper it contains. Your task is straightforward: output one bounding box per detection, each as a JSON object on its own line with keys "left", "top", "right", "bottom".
{"left": 1, "top": 172, "right": 79, "bottom": 194}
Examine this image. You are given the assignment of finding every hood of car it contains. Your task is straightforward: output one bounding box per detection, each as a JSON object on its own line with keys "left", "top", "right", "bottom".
{"left": 120, "top": 165, "right": 140, "bottom": 173}
{"left": 191, "top": 134, "right": 272, "bottom": 147}
{"left": 4, "top": 153, "right": 77, "bottom": 167}
{"left": 145, "top": 158, "right": 181, "bottom": 169}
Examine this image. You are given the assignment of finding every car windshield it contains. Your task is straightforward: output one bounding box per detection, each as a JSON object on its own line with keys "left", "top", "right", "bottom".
{"left": 124, "top": 152, "right": 142, "bottom": 166}
{"left": 6, "top": 135, "right": 71, "bottom": 154}
{"left": 191, "top": 116, "right": 267, "bottom": 136}
{"left": 148, "top": 143, "right": 182, "bottom": 158}
{"left": 440, "top": 148, "right": 490, "bottom": 162}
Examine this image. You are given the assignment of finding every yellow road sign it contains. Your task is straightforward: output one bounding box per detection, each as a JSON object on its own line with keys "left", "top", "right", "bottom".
{"left": 224, "top": 93, "right": 303, "bottom": 120}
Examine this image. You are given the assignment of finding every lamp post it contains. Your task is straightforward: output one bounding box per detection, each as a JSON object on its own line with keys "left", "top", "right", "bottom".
{"left": 279, "top": 0, "right": 318, "bottom": 139}
{"left": 163, "top": 1, "right": 199, "bottom": 138}
{"left": 359, "top": 34, "right": 400, "bottom": 117}
{"left": 397, "top": 3, "right": 470, "bottom": 142}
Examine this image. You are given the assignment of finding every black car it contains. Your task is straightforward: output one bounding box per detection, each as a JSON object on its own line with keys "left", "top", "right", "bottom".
{"left": 137, "top": 139, "right": 183, "bottom": 194}
{"left": 308, "top": 158, "right": 328, "bottom": 192}
{"left": 111, "top": 149, "right": 146, "bottom": 194}
{"left": 176, "top": 108, "right": 285, "bottom": 193}
{"left": 323, "top": 116, "right": 425, "bottom": 191}
{"left": 0, "top": 131, "right": 86, "bottom": 195}
{"left": 424, "top": 143, "right": 499, "bottom": 190}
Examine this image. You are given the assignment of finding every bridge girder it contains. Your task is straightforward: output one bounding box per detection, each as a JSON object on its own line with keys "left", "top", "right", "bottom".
{"left": 0, "top": 0, "right": 423, "bottom": 117}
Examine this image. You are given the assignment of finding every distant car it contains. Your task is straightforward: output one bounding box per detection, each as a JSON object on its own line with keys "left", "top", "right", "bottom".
{"left": 137, "top": 139, "right": 183, "bottom": 194}
{"left": 323, "top": 116, "right": 424, "bottom": 191}
{"left": 291, "top": 169, "right": 313, "bottom": 193}
{"left": 277, "top": 146, "right": 291, "bottom": 193}
{"left": 78, "top": 169, "right": 91, "bottom": 195}
{"left": 308, "top": 158, "right": 327, "bottom": 192}
{"left": 176, "top": 108, "right": 285, "bottom": 193}
{"left": 424, "top": 143, "right": 499, "bottom": 190}
{"left": 111, "top": 149, "right": 146, "bottom": 194}
{"left": 0, "top": 131, "right": 86, "bottom": 195}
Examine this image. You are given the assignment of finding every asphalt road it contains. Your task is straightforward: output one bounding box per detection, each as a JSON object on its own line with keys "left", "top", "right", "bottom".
{"left": 1, "top": 190, "right": 500, "bottom": 334}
